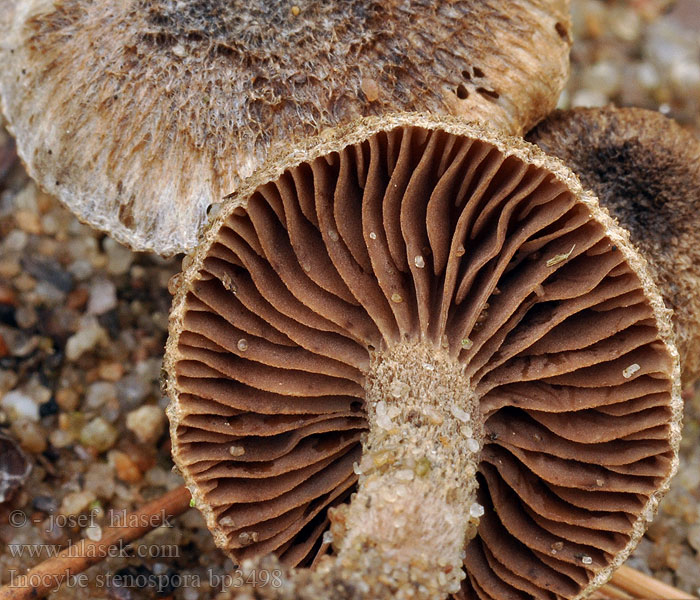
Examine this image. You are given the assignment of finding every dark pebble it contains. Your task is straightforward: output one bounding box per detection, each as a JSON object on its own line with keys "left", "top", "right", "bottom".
{"left": 0, "top": 305, "right": 17, "bottom": 327}
{"left": 108, "top": 565, "right": 156, "bottom": 600}
{"left": 154, "top": 567, "right": 181, "bottom": 597}
{"left": 20, "top": 256, "right": 74, "bottom": 293}
{"left": 33, "top": 494, "right": 59, "bottom": 514}
{"left": 39, "top": 397, "right": 59, "bottom": 418}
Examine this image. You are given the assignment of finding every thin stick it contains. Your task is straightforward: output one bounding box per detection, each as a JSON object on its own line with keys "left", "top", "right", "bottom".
{"left": 0, "top": 485, "right": 192, "bottom": 600}
{"left": 592, "top": 583, "right": 634, "bottom": 599}
{"left": 608, "top": 565, "right": 697, "bottom": 600}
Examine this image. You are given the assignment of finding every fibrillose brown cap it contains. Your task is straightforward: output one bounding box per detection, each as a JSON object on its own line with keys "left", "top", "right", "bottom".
{"left": 165, "top": 113, "right": 681, "bottom": 599}
{"left": 0, "top": 0, "right": 570, "bottom": 255}
{"left": 528, "top": 106, "right": 700, "bottom": 387}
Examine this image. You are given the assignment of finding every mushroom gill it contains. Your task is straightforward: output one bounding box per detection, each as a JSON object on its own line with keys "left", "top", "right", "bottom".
{"left": 0, "top": 0, "right": 571, "bottom": 255}
{"left": 165, "top": 114, "right": 681, "bottom": 600}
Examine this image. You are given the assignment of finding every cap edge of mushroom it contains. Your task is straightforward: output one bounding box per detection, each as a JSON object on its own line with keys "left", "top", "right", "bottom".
{"left": 163, "top": 111, "right": 683, "bottom": 593}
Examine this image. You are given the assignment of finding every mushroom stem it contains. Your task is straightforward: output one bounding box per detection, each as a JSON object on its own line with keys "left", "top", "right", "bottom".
{"left": 322, "top": 342, "right": 483, "bottom": 599}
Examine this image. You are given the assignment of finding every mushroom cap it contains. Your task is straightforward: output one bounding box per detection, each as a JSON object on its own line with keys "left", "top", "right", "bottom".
{"left": 0, "top": 0, "right": 571, "bottom": 255}
{"left": 165, "top": 113, "right": 681, "bottom": 599}
{"left": 527, "top": 106, "right": 700, "bottom": 386}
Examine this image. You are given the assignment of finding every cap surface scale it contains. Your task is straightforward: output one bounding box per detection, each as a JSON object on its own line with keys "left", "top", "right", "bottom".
{"left": 0, "top": 0, "right": 571, "bottom": 255}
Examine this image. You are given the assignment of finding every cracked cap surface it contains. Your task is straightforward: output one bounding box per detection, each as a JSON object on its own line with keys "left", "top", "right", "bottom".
{"left": 0, "top": 0, "right": 570, "bottom": 255}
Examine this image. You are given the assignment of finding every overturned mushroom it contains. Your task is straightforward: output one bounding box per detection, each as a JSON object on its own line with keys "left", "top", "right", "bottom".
{"left": 0, "top": 0, "right": 571, "bottom": 255}
{"left": 528, "top": 106, "right": 700, "bottom": 386}
{"left": 165, "top": 113, "right": 681, "bottom": 599}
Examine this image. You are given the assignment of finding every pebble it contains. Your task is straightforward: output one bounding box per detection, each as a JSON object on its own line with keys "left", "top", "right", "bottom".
{"left": 581, "top": 61, "right": 621, "bottom": 96}
{"left": 33, "top": 280, "right": 67, "bottom": 305}
{"left": 11, "top": 181, "right": 38, "bottom": 211}
{"left": 670, "top": 61, "right": 700, "bottom": 94}
{"left": 145, "top": 466, "right": 180, "bottom": 488}
{"left": 103, "top": 237, "right": 133, "bottom": 275}
{"left": 39, "top": 397, "right": 59, "bottom": 417}
{"left": 116, "top": 374, "right": 150, "bottom": 408}
{"left": 40, "top": 212, "right": 60, "bottom": 235}
{"left": 677, "top": 461, "right": 700, "bottom": 491}
{"left": 65, "top": 316, "right": 107, "bottom": 360}
{"left": 389, "top": 380, "right": 410, "bottom": 399}
{"left": 80, "top": 417, "right": 118, "bottom": 452}
{"left": 49, "top": 429, "right": 75, "bottom": 449}
{"left": 26, "top": 379, "right": 53, "bottom": 405}
{"left": 67, "top": 259, "right": 94, "bottom": 281}
{"left": 13, "top": 272, "right": 36, "bottom": 292}
{"left": 229, "top": 445, "right": 245, "bottom": 457}
{"left": 84, "top": 524, "right": 103, "bottom": 542}
{"left": 56, "top": 388, "right": 80, "bottom": 411}
{"left": 40, "top": 517, "right": 68, "bottom": 545}
{"left": 107, "top": 565, "right": 152, "bottom": 600}
{"left": 0, "top": 371, "right": 18, "bottom": 395}
{"left": 183, "top": 586, "right": 199, "bottom": 600}
{"left": 84, "top": 463, "right": 116, "bottom": 500}
{"left": 6, "top": 330, "right": 39, "bottom": 357}
{"left": 14, "top": 210, "right": 42, "bottom": 234}
{"left": 2, "top": 230, "right": 28, "bottom": 252}
{"left": 14, "top": 305, "right": 37, "bottom": 328}
{"left": 676, "top": 554, "right": 700, "bottom": 589}
{"left": 608, "top": 5, "right": 641, "bottom": 41}
{"left": 450, "top": 406, "right": 471, "bottom": 423}
{"left": 33, "top": 495, "right": 59, "bottom": 514}
{"left": 98, "top": 362, "right": 124, "bottom": 382}
{"left": 0, "top": 283, "right": 15, "bottom": 306}
{"left": 109, "top": 450, "right": 142, "bottom": 483}
{"left": 85, "top": 381, "right": 118, "bottom": 410}
{"left": 571, "top": 89, "right": 609, "bottom": 108}
{"left": 1, "top": 390, "right": 40, "bottom": 421}
{"left": 126, "top": 405, "right": 166, "bottom": 444}
{"left": 636, "top": 62, "right": 661, "bottom": 90}
{"left": 622, "top": 363, "right": 641, "bottom": 379}
{"left": 688, "top": 524, "right": 700, "bottom": 553}
{"left": 60, "top": 489, "right": 97, "bottom": 516}
{"left": 87, "top": 278, "right": 118, "bottom": 315}
{"left": 0, "top": 257, "right": 21, "bottom": 279}
{"left": 21, "top": 256, "right": 73, "bottom": 293}
{"left": 11, "top": 418, "right": 47, "bottom": 453}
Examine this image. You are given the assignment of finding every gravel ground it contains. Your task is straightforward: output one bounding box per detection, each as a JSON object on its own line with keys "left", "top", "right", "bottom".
{"left": 0, "top": 1, "right": 699, "bottom": 598}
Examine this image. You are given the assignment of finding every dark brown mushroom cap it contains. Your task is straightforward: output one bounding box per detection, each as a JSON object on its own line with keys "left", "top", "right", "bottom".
{"left": 527, "top": 106, "right": 700, "bottom": 387}
{"left": 0, "top": 0, "right": 571, "bottom": 255}
{"left": 164, "top": 113, "right": 681, "bottom": 599}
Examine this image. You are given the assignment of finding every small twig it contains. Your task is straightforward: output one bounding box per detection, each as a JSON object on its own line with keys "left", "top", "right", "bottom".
{"left": 0, "top": 485, "right": 192, "bottom": 600}
{"left": 606, "top": 565, "right": 698, "bottom": 600}
{"left": 593, "top": 583, "right": 634, "bottom": 599}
